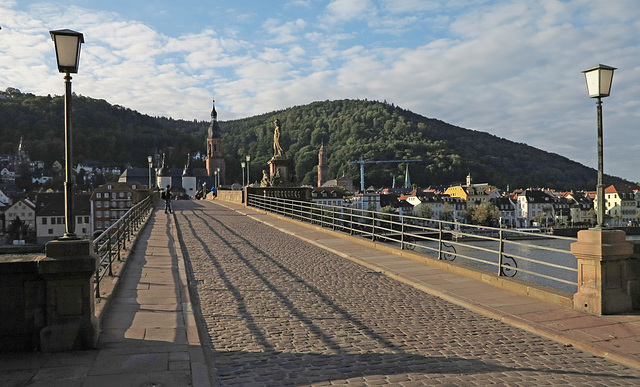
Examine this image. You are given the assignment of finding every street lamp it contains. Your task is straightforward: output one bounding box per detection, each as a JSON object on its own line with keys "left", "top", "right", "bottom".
{"left": 582, "top": 64, "right": 616, "bottom": 229}
{"left": 50, "top": 29, "right": 84, "bottom": 239}
{"left": 241, "top": 161, "right": 246, "bottom": 187}
{"left": 147, "top": 155, "right": 153, "bottom": 189}
{"left": 245, "top": 155, "right": 251, "bottom": 186}
{"left": 214, "top": 170, "right": 218, "bottom": 189}
{"left": 216, "top": 167, "right": 221, "bottom": 189}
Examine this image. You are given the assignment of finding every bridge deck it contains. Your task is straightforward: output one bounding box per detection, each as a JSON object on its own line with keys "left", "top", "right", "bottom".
{"left": 178, "top": 200, "right": 640, "bottom": 385}
{"left": 2, "top": 199, "right": 640, "bottom": 386}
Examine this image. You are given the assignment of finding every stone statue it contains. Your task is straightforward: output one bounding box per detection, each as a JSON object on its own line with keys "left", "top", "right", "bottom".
{"left": 273, "top": 118, "right": 285, "bottom": 158}
{"left": 260, "top": 170, "right": 271, "bottom": 187}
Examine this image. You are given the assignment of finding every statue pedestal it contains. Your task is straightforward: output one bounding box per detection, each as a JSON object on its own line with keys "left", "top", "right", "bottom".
{"left": 570, "top": 229, "right": 633, "bottom": 315}
{"left": 268, "top": 156, "right": 291, "bottom": 183}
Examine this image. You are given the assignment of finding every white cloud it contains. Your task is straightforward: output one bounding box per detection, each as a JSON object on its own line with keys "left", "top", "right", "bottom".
{"left": 325, "top": 0, "right": 375, "bottom": 23}
{"left": 263, "top": 18, "right": 307, "bottom": 44}
{"left": 2, "top": 0, "right": 640, "bottom": 181}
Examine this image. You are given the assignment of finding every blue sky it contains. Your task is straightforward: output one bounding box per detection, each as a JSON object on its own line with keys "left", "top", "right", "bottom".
{"left": 1, "top": 0, "right": 640, "bottom": 184}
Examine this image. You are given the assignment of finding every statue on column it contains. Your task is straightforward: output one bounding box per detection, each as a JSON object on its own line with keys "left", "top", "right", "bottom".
{"left": 273, "top": 118, "right": 286, "bottom": 158}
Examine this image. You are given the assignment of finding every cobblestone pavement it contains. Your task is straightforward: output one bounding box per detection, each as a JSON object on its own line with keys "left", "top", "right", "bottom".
{"left": 173, "top": 200, "right": 640, "bottom": 386}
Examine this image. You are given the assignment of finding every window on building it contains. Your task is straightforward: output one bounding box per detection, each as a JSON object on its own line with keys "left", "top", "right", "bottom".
{"left": 96, "top": 211, "right": 102, "bottom": 218}
{"left": 48, "top": 229, "right": 53, "bottom": 234}
{"left": 119, "top": 192, "right": 124, "bottom": 198}
{"left": 96, "top": 201, "right": 102, "bottom": 208}
{"left": 77, "top": 217, "right": 83, "bottom": 224}
{"left": 42, "top": 218, "right": 47, "bottom": 225}
{"left": 104, "top": 211, "right": 109, "bottom": 218}
{"left": 107, "top": 185, "right": 112, "bottom": 189}
{"left": 85, "top": 216, "right": 89, "bottom": 223}
{"left": 97, "top": 193, "right": 101, "bottom": 198}
{"left": 97, "top": 221, "right": 102, "bottom": 229}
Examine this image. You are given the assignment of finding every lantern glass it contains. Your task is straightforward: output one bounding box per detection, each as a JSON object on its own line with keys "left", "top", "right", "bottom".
{"left": 148, "top": 155, "right": 153, "bottom": 163}
{"left": 241, "top": 162, "right": 246, "bottom": 168}
{"left": 50, "top": 29, "right": 84, "bottom": 73}
{"left": 582, "top": 64, "right": 616, "bottom": 98}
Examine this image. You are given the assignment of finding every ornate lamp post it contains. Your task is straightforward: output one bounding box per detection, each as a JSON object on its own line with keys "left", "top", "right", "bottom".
{"left": 246, "top": 155, "right": 251, "bottom": 186}
{"left": 148, "top": 155, "right": 153, "bottom": 189}
{"left": 214, "top": 170, "right": 218, "bottom": 189}
{"left": 50, "top": 29, "right": 84, "bottom": 239}
{"left": 216, "top": 167, "right": 221, "bottom": 189}
{"left": 241, "top": 161, "right": 246, "bottom": 187}
{"left": 582, "top": 64, "right": 616, "bottom": 229}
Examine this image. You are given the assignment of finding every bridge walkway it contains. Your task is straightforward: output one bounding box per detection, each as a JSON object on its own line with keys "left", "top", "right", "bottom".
{"left": 174, "top": 199, "right": 640, "bottom": 385}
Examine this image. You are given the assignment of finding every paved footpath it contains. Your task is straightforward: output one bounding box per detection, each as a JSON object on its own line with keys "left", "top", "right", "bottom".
{"left": 0, "top": 208, "right": 210, "bottom": 387}
{"left": 173, "top": 199, "right": 640, "bottom": 386}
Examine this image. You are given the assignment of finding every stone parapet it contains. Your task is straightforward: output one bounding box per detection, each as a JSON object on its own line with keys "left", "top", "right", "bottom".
{"left": 571, "top": 229, "right": 634, "bottom": 315}
{"left": 0, "top": 239, "right": 99, "bottom": 353}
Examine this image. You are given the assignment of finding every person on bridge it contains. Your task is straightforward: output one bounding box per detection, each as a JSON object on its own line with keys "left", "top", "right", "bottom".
{"left": 163, "top": 184, "right": 173, "bottom": 213}
{"left": 211, "top": 186, "right": 217, "bottom": 199}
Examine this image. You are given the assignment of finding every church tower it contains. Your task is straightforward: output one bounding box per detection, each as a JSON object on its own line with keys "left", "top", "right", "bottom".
{"left": 157, "top": 152, "right": 172, "bottom": 190}
{"left": 317, "top": 142, "right": 328, "bottom": 187}
{"left": 206, "top": 97, "right": 225, "bottom": 184}
{"left": 182, "top": 153, "right": 196, "bottom": 198}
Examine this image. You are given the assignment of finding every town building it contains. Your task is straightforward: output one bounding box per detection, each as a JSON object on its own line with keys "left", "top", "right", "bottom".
{"left": 4, "top": 198, "right": 36, "bottom": 231}
{"left": 35, "top": 193, "right": 92, "bottom": 243}
{"left": 90, "top": 182, "right": 148, "bottom": 234}
{"left": 602, "top": 184, "right": 638, "bottom": 226}
{"left": 516, "top": 190, "right": 557, "bottom": 227}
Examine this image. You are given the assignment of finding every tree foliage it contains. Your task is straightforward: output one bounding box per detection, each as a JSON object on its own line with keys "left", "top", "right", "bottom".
{"left": 1, "top": 89, "right": 631, "bottom": 191}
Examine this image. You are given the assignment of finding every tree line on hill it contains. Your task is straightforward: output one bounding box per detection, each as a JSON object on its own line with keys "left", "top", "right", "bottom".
{"left": 1, "top": 88, "right": 632, "bottom": 191}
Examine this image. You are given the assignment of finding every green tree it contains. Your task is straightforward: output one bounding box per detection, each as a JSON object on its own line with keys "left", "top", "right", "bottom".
{"left": 414, "top": 204, "right": 433, "bottom": 219}
{"left": 471, "top": 202, "right": 499, "bottom": 226}
{"left": 7, "top": 216, "right": 30, "bottom": 241}
{"left": 440, "top": 203, "right": 454, "bottom": 222}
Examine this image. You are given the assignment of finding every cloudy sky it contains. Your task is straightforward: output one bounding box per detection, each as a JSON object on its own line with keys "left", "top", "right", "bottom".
{"left": 1, "top": 0, "right": 639, "bottom": 182}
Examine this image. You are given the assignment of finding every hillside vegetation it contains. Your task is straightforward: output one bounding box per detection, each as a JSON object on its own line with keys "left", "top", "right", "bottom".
{"left": 221, "top": 99, "right": 628, "bottom": 190}
{"left": 0, "top": 88, "right": 206, "bottom": 169}
{"left": 0, "top": 88, "right": 629, "bottom": 191}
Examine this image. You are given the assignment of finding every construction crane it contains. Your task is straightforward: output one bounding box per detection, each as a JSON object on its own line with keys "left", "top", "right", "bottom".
{"left": 349, "top": 157, "right": 422, "bottom": 192}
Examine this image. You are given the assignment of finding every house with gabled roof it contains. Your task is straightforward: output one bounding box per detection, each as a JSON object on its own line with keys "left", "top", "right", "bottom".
{"left": 601, "top": 184, "right": 638, "bottom": 226}
{"left": 4, "top": 198, "right": 36, "bottom": 231}
{"left": 35, "top": 193, "right": 92, "bottom": 243}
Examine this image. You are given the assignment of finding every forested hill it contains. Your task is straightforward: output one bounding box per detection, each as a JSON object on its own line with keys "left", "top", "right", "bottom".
{"left": 0, "top": 88, "right": 629, "bottom": 190}
{"left": 220, "top": 99, "right": 629, "bottom": 191}
{"left": 0, "top": 88, "right": 206, "bottom": 169}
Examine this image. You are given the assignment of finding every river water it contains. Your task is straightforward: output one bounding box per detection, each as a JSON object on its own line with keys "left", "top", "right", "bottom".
{"left": 409, "top": 236, "right": 577, "bottom": 293}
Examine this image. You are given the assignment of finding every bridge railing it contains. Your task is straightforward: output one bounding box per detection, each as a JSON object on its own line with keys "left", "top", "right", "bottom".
{"left": 93, "top": 195, "right": 153, "bottom": 298}
{"left": 247, "top": 194, "right": 578, "bottom": 293}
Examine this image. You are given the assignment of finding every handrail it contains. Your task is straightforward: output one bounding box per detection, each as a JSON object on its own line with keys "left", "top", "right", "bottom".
{"left": 93, "top": 195, "right": 154, "bottom": 298}
{"left": 247, "top": 193, "right": 578, "bottom": 293}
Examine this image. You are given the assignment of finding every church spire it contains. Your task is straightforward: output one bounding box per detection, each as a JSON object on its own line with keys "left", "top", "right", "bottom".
{"left": 211, "top": 97, "right": 217, "bottom": 121}
{"left": 207, "top": 96, "right": 220, "bottom": 139}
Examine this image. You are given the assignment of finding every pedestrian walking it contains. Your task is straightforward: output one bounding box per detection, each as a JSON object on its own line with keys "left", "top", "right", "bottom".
{"left": 162, "top": 184, "right": 173, "bottom": 213}
{"left": 211, "top": 186, "right": 217, "bottom": 199}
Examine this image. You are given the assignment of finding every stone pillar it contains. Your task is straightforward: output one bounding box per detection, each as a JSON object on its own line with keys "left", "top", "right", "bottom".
{"left": 38, "top": 239, "right": 99, "bottom": 352}
{"left": 570, "top": 229, "right": 633, "bottom": 315}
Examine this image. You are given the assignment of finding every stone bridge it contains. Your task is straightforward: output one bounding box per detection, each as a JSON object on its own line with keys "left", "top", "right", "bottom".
{"left": 2, "top": 199, "right": 640, "bottom": 386}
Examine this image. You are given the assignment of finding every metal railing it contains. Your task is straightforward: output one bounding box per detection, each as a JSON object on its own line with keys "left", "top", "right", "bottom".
{"left": 247, "top": 194, "right": 579, "bottom": 293}
{"left": 93, "top": 195, "right": 153, "bottom": 298}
